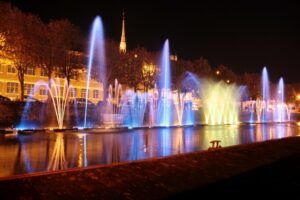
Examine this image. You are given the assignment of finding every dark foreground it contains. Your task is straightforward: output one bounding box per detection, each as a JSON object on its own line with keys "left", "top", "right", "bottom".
{"left": 1, "top": 137, "right": 300, "bottom": 199}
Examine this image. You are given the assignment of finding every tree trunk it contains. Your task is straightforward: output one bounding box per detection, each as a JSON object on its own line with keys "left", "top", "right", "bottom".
{"left": 67, "top": 76, "right": 70, "bottom": 86}
{"left": 47, "top": 74, "right": 52, "bottom": 102}
{"left": 17, "top": 68, "right": 25, "bottom": 101}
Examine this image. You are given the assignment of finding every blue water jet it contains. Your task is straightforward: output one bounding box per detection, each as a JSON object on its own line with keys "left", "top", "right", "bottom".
{"left": 84, "top": 16, "right": 106, "bottom": 128}
{"left": 158, "top": 39, "right": 172, "bottom": 126}
{"left": 274, "top": 77, "right": 286, "bottom": 122}
{"left": 18, "top": 83, "right": 44, "bottom": 130}
{"left": 261, "top": 67, "right": 270, "bottom": 122}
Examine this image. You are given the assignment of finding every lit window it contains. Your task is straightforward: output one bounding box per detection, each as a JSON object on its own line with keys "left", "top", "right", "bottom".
{"left": 40, "top": 68, "right": 47, "bottom": 77}
{"left": 7, "top": 65, "right": 16, "bottom": 73}
{"left": 70, "top": 88, "right": 77, "bottom": 98}
{"left": 70, "top": 73, "right": 77, "bottom": 80}
{"left": 81, "top": 89, "right": 87, "bottom": 98}
{"left": 25, "top": 67, "right": 35, "bottom": 75}
{"left": 39, "top": 86, "right": 47, "bottom": 96}
{"left": 56, "top": 72, "right": 65, "bottom": 78}
{"left": 6, "top": 82, "right": 18, "bottom": 94}
{"left": 24, "top": 84, "right": 34, "bottom": 95}
{"left": 93, "top": 90, "right": 99, "bottom": 98}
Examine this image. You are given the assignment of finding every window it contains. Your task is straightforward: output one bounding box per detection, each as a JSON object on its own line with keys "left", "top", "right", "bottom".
{"left": 6, "top": 82, "right": 18, "bottom": 94}
{"left": 24, "top": 84, "right": 34, "bottom": 95}
{"left": 70, "top": 73, "right": 77, "bottom": 80}
{"left": 25, "top": 67, "right": 35, "bottom": 75}
{"left": 40, "top": 68, "right": 47, "bottom": 77}
{"left": 81, "top": 89, "right": 87, "bottom": 98}
{"left": 93, "top": 90, "right": 99, "bottom": 99}
{"left": 7, "top": 65, "right": 16, "bottom": 73}
{"left": 39, "top": 86, "right": 47, "bottom": 96}
{"left": 56, "top": 72, "right": 65, "bottom": 78}
{"left": 70, "top": 88, "right": 77, "bottom": 98}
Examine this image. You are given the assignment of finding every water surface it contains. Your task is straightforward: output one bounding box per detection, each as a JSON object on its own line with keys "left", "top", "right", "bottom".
{"left": 0, "top": 123, "right": 299, "bottom": 178}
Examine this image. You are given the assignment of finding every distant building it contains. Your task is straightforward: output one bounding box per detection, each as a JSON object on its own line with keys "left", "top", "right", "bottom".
{"left": 119, "top": 11, "right": 127, "bottom": 54}
{"left": 0, "top": 52, "right": 103, "bottom": 104}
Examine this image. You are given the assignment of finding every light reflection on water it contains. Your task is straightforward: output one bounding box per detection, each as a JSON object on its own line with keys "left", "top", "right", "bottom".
{"left": 0, "top": 123, "right": 299, "bottom": 178}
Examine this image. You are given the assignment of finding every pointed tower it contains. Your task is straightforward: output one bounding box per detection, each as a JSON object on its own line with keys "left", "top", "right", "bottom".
{"left": 119, "top": 11, "right": 127, "bottom": 54}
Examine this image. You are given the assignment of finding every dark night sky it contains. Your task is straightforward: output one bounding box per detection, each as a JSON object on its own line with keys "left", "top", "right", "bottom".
{"left": 3, "top": 0, "right": 300, "bottom": 83}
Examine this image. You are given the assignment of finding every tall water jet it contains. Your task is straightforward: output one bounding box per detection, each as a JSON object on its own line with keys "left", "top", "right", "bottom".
{"left": 158, "top": 39, "right": 172, "bottom": 126}
{"left": 173, "top": 92, "right": 184, "bottom": 125}
{"left": 277, "top": 77, "right": 284, "bottom": 103}
{"left": 261, "top": 67, "right": 270, "bottom": 122}
{"left": 274, "top": 77, "right": 290, "bottom": 122}
{"left": 84, "top": 16, "right": 106, "bottom": 128}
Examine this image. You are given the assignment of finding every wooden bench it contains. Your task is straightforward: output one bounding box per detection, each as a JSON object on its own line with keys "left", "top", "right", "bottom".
{"left": 208, "top": 140, "right": 222, "bottom": 150}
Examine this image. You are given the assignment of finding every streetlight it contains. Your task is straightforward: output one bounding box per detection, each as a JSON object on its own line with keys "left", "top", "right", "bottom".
{"left": 216, "top": 70, "right": 220, "bottom": 75}
{"left": 226, "top": 80, "right": 230, "bottom": 84}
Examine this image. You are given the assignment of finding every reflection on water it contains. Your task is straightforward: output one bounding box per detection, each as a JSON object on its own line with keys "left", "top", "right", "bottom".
{"left": 47, "top": 133, "right": 67, "bottom": 171}
{"left": 0, "top": 123, "right": 299, "bottom": 178}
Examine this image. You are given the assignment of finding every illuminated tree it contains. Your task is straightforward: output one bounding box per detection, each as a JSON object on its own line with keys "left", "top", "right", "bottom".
{"left": 0, "top": 3, "right": 44, "bottom": 101}
{"left": 214, "top": 64, "right": 238, "bottom": 84}
{"left": 192, "top": 57, "right": 212, "bottom": 77}
{"left": 47, "top": 19, "right": 84, "bottom": 85}
{"left": 241, "top": 73, "right": 261, "bottom": 99}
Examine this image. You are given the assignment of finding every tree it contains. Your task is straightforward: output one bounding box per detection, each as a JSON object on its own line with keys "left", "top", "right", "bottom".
{"left": 105, "top": 39, "right": 122, "bottom": 84}
{"left": 47, "top": 19, "right": 84, "bottom": 85}
{"left": 192, "top": 57, "right": 212, "bottom": 78}
{"left": 0, "top": 3, "right": 44, "bottom": 101}
{"left": 122, "top": 48, "right": 144, "bottom": 91}
{"left": 241, "top": 73, "right": 261, "bottom": 99}
{"left": 108, "top": 47, "right": 156, "bottom": 91}
{"left": 214, "top": 64, "right": 238, "bottom": 84}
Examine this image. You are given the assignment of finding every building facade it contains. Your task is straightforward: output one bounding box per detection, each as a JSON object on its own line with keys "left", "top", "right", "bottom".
{"left": 0, "top": 58, "right": 103, "bottom": 104}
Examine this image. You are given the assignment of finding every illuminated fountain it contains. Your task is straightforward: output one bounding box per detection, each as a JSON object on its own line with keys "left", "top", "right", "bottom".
{"left": 84, "top": 16, "right": 106, "bottom": 128}
{"left": 102, "top": 79, "right": 123, "bottom": 127}
{"left": 48, "top": 79, "right": 71, "bottom": 129}
{"left": 173, "top": 92, "right": 194, "bottom": 126}
{"left": 273, "top": 78, "right": 291, "bottom": 122}
{"left": 251, "top": 68, "right": 291, "bottom": 123}
{"left": 261, "top": 67, "right": 270, "bottom": 122}
{"left": 173, "top": 92, "right": 185, "bottom": 125}
{"left": 201, "top": 80, "right": 241, "bottom": 125}
{"left": 148, "top": 84, "right": 159, "bottom": 127}
{"left": 16, "top": 16, "right": 294, "bottom": 131}
{"left": 18, "top": 78, "right": 71, "bottom": 130}
{"left": 126, "top": 91, "right": 148, "bottom": 128}
{"left": 158, "top": 39, "right": 172, "bottom": 127}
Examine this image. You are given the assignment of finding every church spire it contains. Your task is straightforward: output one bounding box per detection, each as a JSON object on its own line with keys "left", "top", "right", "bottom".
{"left": 119, "top": 11, "right": 127, "bottom": 54}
